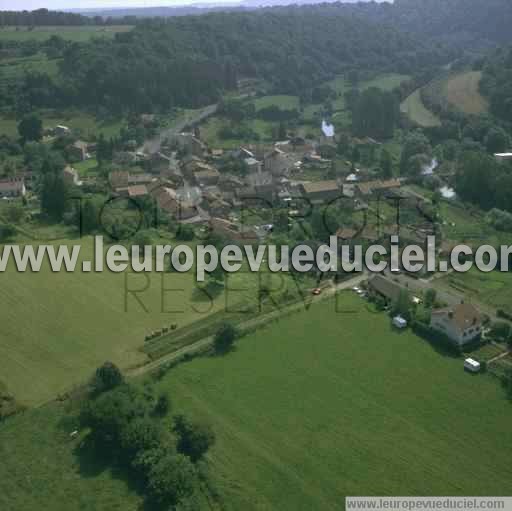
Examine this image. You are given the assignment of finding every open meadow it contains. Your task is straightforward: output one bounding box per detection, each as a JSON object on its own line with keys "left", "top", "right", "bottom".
{"left": 0, "top": 231, "right": 315, "bottom": 406}
{"left": 2, "top": 294, "right": 512, "bottom": 510}
{"left": 0, "top": 25, "right": 132, "bottom": 42}
{"left": 400, "top": 89, "right": 441, "bottom": 127}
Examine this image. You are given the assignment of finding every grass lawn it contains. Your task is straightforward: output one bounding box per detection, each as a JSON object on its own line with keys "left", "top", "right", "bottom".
{"left": 400, "top": 89, "right": 441, "bottom": 128}
{"left": 74, "top": 158, "right": 99, "bottom": 177}
{"left": 201, "top": 116, "right": 274, "bottom": 149}
{"left": 252, "top": 95, "right": 299, "bottom": 111}
{"left": 151, "top": 293, "right": 512, "bottom": 508}
{"left": 0, "top": 25, "right": 133, "bottom": 42}
{"left": 360, "top": 73, "right": 411, "bottom": 92}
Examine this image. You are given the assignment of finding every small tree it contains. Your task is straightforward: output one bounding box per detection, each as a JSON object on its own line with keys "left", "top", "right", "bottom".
{"left": 92, "top": 361, "right": 124, "bottom": 394}
{"left": 153, "top": 392, "right": 171, "bottom": 417}
{"left": 146, "top": 452, "right": 196, "bottom": 507}
{"left": 18, "top": 114, "right": 43, "bottom": 143}
{"left": 424, "top": 288, "right": 437, "bottom": 308}
{"left": 213, "top": 322, "right": 237, "bottom": 354}
{"left": 174, "top": 414, "right": 215, "bottom": 463}
{"left": 176, "top": 224, "right": 195, "bottom": 241}
{"left": 392, "top": 289, "right": 412, "bottom": 321}
{"left": 489, "top": 321, "right": 512, "bottom": 342}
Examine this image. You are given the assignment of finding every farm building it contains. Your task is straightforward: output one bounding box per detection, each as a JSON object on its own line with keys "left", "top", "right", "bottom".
{"left": 300, "top": 180, "right": 340, "bottom": 203}
{"left": 430, "top": 303, "right": 482, "bottom": 346}
{"left": 0, "top": 178, "right": 26, "bottom": 198}
{"left": 367, "top": 274, "right": 406, "bottom": 303}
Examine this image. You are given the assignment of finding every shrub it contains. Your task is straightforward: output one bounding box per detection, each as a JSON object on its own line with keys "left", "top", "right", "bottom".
{"left": 213, "top": 322, "right": 237, "bottom": 354}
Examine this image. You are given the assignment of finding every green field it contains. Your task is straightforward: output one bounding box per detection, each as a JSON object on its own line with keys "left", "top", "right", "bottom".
{"left": 0, "top": 233, "right": 316, "bottom": 406}
{"left": 252, "top": 95, "right": 299, "bottom": 111}
{"left": 2, "top": 294, "right": 512, "bottom": 510}
{"left": 0, "top": 110, "right": 125, "bottom": 139}
{"left": 0, "top": 236, "right": 229, "bottom": 406}
{"left": 400, "top": 89, "right": 441, "bottom": 127}
{"left": 158, "top": 295, "right": 512, "bottom": 508}
{"left": 0, "top": 25, "right": 132, "bottom": 42}
{"left": 201, "top": 116, "right": 275, "bottom": 148}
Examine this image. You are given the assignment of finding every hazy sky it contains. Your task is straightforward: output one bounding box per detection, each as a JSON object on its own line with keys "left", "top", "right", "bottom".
{"left": 2, "top": 0, "right": 241, "bottom": 10}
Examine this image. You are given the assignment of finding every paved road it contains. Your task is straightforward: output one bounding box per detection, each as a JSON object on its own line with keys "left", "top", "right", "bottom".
{"left": 141, "top": 104, "right": 217, "bottom": 154}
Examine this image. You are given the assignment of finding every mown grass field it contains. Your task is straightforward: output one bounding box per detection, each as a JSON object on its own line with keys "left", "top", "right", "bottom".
{"left": 443, "top": 71, "right": 488, "bottom": 115}
{"left": 400, "top": 89, "right": 441, "bottom": 127}
{"left": 2, "top": 294, "right": 512, "bottom": 510}
{"left": 0, "top": 110, "right": 125, "bottom": 138}
{"left": 158, "top": 294, "right": 512, "bottom": 508}
{"left": 0, "top": 232, "right": 315, "bottom": 406}
{"left": 0, "top": 236, "right": 224, "bottom": 406}
{"left": 252, "top": 95, "right": 300, "bottom": 111}
{"left": 0, "top": 25, "right": 132, "bottom": 42}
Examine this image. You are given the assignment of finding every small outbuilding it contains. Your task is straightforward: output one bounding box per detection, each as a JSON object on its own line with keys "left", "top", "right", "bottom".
{"left": 464, "top": 358, "right": 481, "bottom": 373}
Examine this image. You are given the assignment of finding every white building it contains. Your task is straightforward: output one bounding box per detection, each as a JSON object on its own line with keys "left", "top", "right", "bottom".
{"left": 430, "top": 303, "right": 481, "bottom": 346}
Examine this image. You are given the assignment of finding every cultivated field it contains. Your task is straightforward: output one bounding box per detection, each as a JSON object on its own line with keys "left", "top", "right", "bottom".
{"left": 443, "top": 71, "right": 489, "bottom": 115}
{"left": 158, "top": 294, "right": 512, "bottom": 509}
{"left": 0, "top": 25, "right": 132, "bottom": 42}
{"left": 400, "top": 89, "right": 441, "bottom": 127}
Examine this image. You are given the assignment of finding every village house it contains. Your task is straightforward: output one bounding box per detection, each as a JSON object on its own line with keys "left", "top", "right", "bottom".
{"left": 300, "top": 180, "right": 340, "bottom": 203}
{"left": 264, "top": 147, "right": 290, "bottom": 176}
{"left": 128, "top": 185, "right": 148, "bottom": 198}
{"left": 430, "top": 303, "right": 482, "bottom": 346}
{"left": 68, "top": 140, "right": 90, "bottom": 162}
{"left": 367, "top": 274, "right": 407, "bottom": 304}
{"left": 244, "top": 157, "right": 262, "bottom": 174}
{"left": 193, "top": 166, "right": 220, "bottom": 187}
{"left": 0, "top": 178, "right": 26, "bottom": 198}
{"left": 109, "top": 170, "right": 129, "bottom": 189}
{"left": 174, "top": 132, "right": 207, "bottom": 158}
{"left": 54, "top": 125, "right": 70, "bottom": 136}
{"left": 209, "top": 217, "right": 260, "bottom": 243}
{"left": 356, "top": 178, "right": 401, "bottom": 197}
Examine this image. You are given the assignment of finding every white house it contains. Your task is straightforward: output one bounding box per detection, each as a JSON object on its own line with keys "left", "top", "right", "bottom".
{"left": 430, "top": 303, "right": 481, "bottom": 346}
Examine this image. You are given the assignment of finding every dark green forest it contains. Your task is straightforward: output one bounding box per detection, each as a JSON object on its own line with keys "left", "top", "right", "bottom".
{"left": 3, "top": 5, "right": 456, "bottom": 116}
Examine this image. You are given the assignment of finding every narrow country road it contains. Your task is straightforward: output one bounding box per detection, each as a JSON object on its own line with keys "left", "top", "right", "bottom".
{"left": 141, "top": 103, "right": 218, "bottom": 155}
{"left": 128, "top": 273, "right": 367, "bottom": 377}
